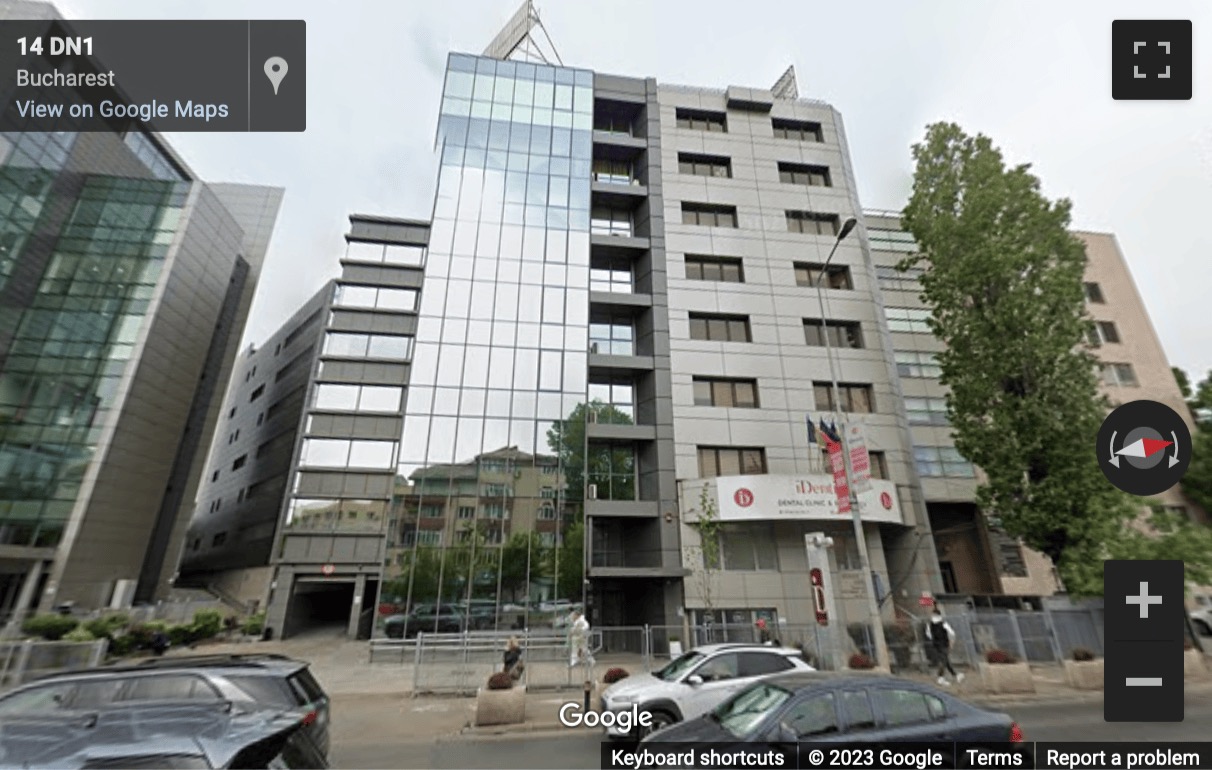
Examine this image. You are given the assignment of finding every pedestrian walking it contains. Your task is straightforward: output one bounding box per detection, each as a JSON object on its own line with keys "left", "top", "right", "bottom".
{"left": 924, "top": 608, "right": 964, "bottom": 686}
{"left": 503, "top": 636, "right": 524, "bottom": 681}
{"left": 756, "top": 618, "right": 771, "bottom": 645}
{"left": 567, "top": 610, "right": 594, "bottom": 668}
{"left": 150, "top": 630, "right": 170, "bottom": 657}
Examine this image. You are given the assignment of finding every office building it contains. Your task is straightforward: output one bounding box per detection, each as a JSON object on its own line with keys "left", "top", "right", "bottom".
{"left": 0, "top": 0, "right": 284, "bottom": 623}
{"left": 865, "top": 212, "right": 1209, "bottom": 602}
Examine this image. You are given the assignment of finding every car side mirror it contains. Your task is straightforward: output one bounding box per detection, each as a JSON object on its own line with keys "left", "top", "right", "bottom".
{"left": 686, "top": 674, "right": 703, "bottom": 686}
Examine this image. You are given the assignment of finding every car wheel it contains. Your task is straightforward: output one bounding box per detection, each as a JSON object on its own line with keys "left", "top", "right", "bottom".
{"left": 635, "top": 710, "right": 676, "bottom": 740}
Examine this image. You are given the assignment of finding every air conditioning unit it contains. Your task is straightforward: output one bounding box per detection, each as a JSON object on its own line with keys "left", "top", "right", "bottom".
{"left": 587, "top": 484, "right": 598, "bottom": 500}
{"left": 589, "top": 342, "right": 600, "bottom": 354}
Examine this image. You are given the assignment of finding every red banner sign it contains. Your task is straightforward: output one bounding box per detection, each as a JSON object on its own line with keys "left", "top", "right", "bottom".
{"left": 827, "top": 442, "right": 851, "bottom": 515}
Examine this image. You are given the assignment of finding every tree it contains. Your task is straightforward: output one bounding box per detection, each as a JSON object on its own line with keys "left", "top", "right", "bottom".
{"left": 545, "top": 400, "right": 635, "bottom": 501}
{"left": 684, "top": 485, "right": 723, "bottom": 618}
{"left": 550, "top": 516, "right": 584, "bottom": 601}
{"left": 1173, "top": 367, "right": 1193, "bottom": 399}
{"left": 901, "top": 122, "right": 1137, "bottom": 593}
{"left": 1183, "top": 417, "right": 1212, "bottom": 514}
{"left": 500, "top": 531, "right": 549, "bottom": 602}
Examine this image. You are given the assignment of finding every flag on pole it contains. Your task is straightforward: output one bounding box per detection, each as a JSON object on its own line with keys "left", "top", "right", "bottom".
{"left": 806, "top": 416, "right": 817, "bottom": 445}
{"left": 818, "top": 417, "right": 838, "bottom": 447}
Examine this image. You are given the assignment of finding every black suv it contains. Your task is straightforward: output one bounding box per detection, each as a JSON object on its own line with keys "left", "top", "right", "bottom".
{"left": 0, "top": 653, "right": 330, "bottom": 760}
{"left": 0, "top": 699, "right": 328, "bottom": 768}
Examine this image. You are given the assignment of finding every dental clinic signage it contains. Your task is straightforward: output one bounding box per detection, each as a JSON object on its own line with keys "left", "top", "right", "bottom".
{"left": 711, "top": 474, "right": 903, "bottom": 525}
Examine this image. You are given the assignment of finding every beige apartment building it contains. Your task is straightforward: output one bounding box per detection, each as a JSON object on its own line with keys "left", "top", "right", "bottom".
{"left": 866, "top": 214, "right": 1208, "bottom": 605}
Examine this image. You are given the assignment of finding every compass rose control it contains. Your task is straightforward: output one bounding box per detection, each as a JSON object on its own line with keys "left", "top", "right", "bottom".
{"left": 1097, "top": 400, "right": 1191, "bottom": 496}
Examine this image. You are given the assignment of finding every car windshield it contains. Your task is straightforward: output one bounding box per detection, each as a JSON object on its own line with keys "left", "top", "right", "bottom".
{"left": 713, "top": 683, "right": 793, "bottom": 739}
{"left": 654, "top": 652, "right": 705, "bottom": 682}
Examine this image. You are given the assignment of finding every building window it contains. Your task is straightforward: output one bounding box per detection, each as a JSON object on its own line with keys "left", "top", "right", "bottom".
{"left": 786, "top": 211, "right": 840, "bottom": 236}
{"left": 415, "top": 531, "right": 442, "bottom": 546}
{"left": 313, "top": 384, "right": 403, "bottom": 413}
{"left": 794, "top": 262, "right": 852, "bottom": 289}
{"left": 710, "top": 523, "right": 779, "bottom": 571}
{"left": 249, "top": 385, "right": 265, "bottom": 402}
{"left": 299, "top": 439, "right": 396, "bottom": 468}
{"left": 678, "top": 153, "right": 732, "bottom": 178}
{"left": 875, "top": 264, "right": 925, "bottom": 290}
{"left": 481, "top": 484, "right": 513, "bottom": 497}
{"left": 884, "top": 307, "right": 933, "bottom": 334}
{"left": 590, "top": 255, "right": 633, "bottom": 293}
{"left": 1101, "top": 362, "right": 1138, "bottom": 387}
{"left": 211, "top": 470, "right": 219, "bottom": 482}
{"left": 868, "top": 451, "right": 889, "bottom": 480}
{"left": 334, "top": 285, "right": 418, "bottom": 312}
{"left": 480, "top": 503, "right": 508, "bottom": 519}
{"left": 275, "top": 346, "right": 315, "bottom": 382}
{"left": 698, "top": 446, "right": 767, "bottom": 478}
{"left": 589, "top": 312, "right": 635, "bottom": 355}
{"left": 904, "top": 397, "right": 949, "bottom": 425}
{"left": 324, "top": 332, "right": 414, "bottom": 360}
{"left": 689, "top": 313, "right": 752, "bottom": 342}
{"left": 587, "top": 444, "right": 637, "bottom": 501}
{"left": 540, "top": 487, "right": 558, "bottom": 499}
{"left": 228, "top": 407, "right": 236, "bottom": 419}
{"left": 594, "top": 112, "right": 633, "bottom": 135}
{"left": 1087, "top": 321, "right": 1120, "bottom": 346}
{"left": 592, "top": 158, "right": 636, "bottom": 185}
{"left": 420, "top": 504, "right": 443, "bottom": 519}
{"left": 456, "top": 506, "right": 475, "bottom": 519}
{"left": 682, "top": 203, "right": 738, "bottom": 228}
{"left": 778, "top": 162, "right": 831, "bottom": 187}
{"left": 211, "top": 532, "right": 227, "bottom": 547}
{"left": 895, "top": 351, "right": 942, "bottom": 378}
{"left": 813, "top": 383, "right": 874, "bottom": 413}
{"left": 538, "top": 504, "right": 557, "bottom": 520}
{"left": 914, "top": 446, "right": 975, "bottom": 478}
{"left": 1084, "top": 282, "right": 1105, "bottom": 303}
{"left": 676, "top": 108, "right": 726, "bottom": 132}
{"left": 540, "top": 464, "right": 558, "bottom": 475}
{"left": 684, "top": 255, "right": 744, "bottom": 282}
{"left": 231, "top": 454, "right": 248, "bottom": 471}
{"left": 693, "top": 377, "right": 759, "bottom": 408}
{"left": 772, "top": 118, "right": 823, "bottom": 142}
{"left": 588, "top": 375, "right": 635, "bottom": 423}
{"left": 869, "top": 230, "right": 919, "bottom": 253}
{"left": 803, "top": 320, "right": 863, "bottom": 349}
{"left": 591, "top": 206, "right": 633, "bottom": 236}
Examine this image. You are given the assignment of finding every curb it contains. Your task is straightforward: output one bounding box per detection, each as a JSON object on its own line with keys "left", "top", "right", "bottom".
{"left": 445, "top": 724, "right": 600, "bottom": 742}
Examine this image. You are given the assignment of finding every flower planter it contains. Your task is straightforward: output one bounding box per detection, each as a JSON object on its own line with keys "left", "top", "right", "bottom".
{"left": 475, "top": 686, "right": 526, "bottom": 726}
{"left": 1062, "top": 659, "right": 1103, "bottom": 690}
{"left": 978, "top": 662, "right": 1036, "bottom": 694}
{"left": 1184, "top": 649, "right": 1207, "bottom": 679}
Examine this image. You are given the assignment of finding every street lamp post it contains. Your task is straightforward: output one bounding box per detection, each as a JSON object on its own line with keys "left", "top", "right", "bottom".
{"left": 814, "top": 216, "right": 891, "bottom": 670}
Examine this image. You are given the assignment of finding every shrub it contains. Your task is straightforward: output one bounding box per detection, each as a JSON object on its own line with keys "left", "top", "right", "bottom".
{"left": 85, "top": 614, "right": 130, "bottom": 639}
{"left": 63, "top": 626, "right": 96, "bottom": 643}
{"left": 108, "top": 634, "right": 138, "bottom": 657}
{"left": 487, "top": 672, "right": 514, "bottom": 690}
{"left": 603, "top": 667, "right": 629, "bottom": 684}
{"left": 985, "top": 649, "right": 1018, "bottom": 664}
{"left": 1071, "top": 647, "right": 1096, "bottom": 662}
{"left": 167, "top": 623, "right": 198, "bottom": 647}
{"left": 848, "top": 653, "right": 876, "bottom": 669}
{"left": 242, "top": 613, "right": 266, "bottom": 636}
{"left": 21, "top": 614, "right": 80, "bottom": 641}
{"left": 191, "top": 609, "right": 223, "bottom": 639}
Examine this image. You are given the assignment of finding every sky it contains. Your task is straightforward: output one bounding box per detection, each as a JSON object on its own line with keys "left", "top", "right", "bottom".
{"left": 57, "top": 0, "right": 1212, "bottom": 381}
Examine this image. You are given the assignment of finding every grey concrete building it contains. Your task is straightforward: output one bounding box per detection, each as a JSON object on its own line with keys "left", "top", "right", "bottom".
{"left": 0, "top": 0, "right": 284, "bottom": 623}
{"left": 174, "top": 282, "right": 333, "bottom": 609}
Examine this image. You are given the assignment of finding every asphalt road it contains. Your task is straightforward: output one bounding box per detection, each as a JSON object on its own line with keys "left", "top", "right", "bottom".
{"left": 332, "top": 689, "right": 1212, "bottom": 769}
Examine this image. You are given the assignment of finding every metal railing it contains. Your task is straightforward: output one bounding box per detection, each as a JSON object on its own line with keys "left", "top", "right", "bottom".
{"left": 0, "top": 639, "right": 109, "bottom": 690}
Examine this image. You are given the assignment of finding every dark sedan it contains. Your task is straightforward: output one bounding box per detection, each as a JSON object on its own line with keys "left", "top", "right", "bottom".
{"left": 643, "top": 672, "right": 1024, "bottom": 760}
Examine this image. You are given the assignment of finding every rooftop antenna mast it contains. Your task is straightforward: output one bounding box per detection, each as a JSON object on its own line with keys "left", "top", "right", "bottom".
{"left": 483, "top": 0, "right": 564, "bottom": 66}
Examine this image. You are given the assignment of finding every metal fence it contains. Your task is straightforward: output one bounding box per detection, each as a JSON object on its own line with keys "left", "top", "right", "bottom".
{"left": 0, "top": 639, "right": 109, "bottom": 690}
{"left": 372, "top": 607, "right": 1109, "bottom": 694}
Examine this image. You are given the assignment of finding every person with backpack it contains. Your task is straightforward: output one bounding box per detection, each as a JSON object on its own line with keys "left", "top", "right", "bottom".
{"left": 924, "top": 608, "right": 964, "bottom": 686}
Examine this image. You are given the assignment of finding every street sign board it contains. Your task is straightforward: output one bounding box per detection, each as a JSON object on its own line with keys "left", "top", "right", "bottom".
{"left": 847, "top": 422, "right": 872, "bottom": 493}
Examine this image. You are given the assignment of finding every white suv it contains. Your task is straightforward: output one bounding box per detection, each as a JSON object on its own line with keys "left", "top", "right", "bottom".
{"left": 599, "top": 643, "right": 815, "bottom": 739}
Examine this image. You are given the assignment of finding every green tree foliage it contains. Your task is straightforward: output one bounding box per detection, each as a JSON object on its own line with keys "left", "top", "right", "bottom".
{"left": 1173, "top": 367, "right": 1193, "bottom": 399}
{"left": 551, "top": 516, "right": 584, "bottom": 601}
{"left": 21, "top": 613, "right": 79, "bottom": 640}
{"left": 901, "top": 122, "right": 1138, "bottom": 593}
{"left": 1181, "top": 370, "right": 1212, "bottom": 514}
{"left": 545, "top": 400, "right": 635, "bottom": 501}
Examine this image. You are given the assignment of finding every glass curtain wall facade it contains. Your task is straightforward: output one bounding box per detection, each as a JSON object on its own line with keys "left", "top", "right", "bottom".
{"left": 0, "top": 132, "right": 186, "bottom": 552}
{"left": 378, "top": 54, "right": 595, "bottom": 635}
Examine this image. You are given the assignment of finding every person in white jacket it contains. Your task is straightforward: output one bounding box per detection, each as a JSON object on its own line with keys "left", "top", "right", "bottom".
{"left": 924, "top": 608, "right": 964, "bottom": 686}
{"left": 568, "top": 610, "right": 594, "bottom": 668}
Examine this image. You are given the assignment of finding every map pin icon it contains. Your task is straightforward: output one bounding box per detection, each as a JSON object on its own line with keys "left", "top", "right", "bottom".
{"left": 264, "top": 57, "right": 288, "bottom": 95}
